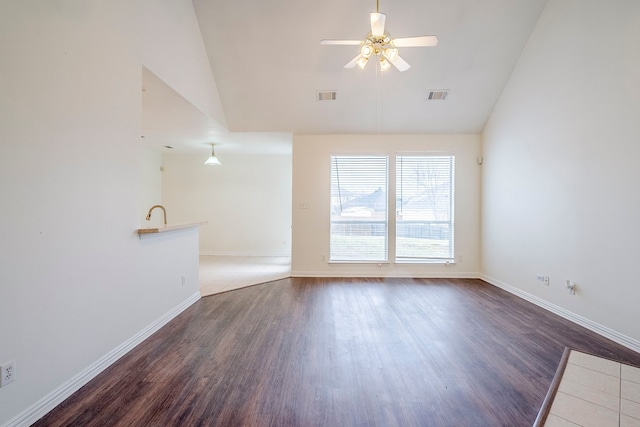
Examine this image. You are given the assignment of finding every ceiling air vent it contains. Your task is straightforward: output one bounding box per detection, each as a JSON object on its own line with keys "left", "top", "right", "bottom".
{"left": 426, "top": 90, "right": 449, "bottom": 101}
{"left": 317, "top": 91, "right": 337, "bottom": 101}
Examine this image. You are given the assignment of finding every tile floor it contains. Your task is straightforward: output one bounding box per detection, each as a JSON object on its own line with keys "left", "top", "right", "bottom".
{"left": 546, "top": 350, "right": 640, "bottom": 426}
{"left": 199, "top": 255, "right": 291, "bottom": 297}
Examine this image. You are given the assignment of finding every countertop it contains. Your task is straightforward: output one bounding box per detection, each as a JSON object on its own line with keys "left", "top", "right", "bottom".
{"left": 137, "top": 222, "right": 207, "bottom": 235}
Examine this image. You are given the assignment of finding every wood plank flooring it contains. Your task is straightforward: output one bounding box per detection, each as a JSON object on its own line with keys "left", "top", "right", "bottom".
{"left": 34, "top": 278, "right": 640, "bottom": 426}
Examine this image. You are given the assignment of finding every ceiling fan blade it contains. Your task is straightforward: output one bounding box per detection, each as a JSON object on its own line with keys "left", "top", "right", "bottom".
{"left": 370, "top": 12, "right": 386, "bottom": 37}
{"left": 392, "top": 35, "right": 439, "bottom": 47}
{"left": 321, "top": 39, "right": 362, "bottom": 46}
{"left": 344, "top": 54, "right": 362, "bottom": 69}
{"left": 389, "top": 54, "right": 410, "bottom": 72}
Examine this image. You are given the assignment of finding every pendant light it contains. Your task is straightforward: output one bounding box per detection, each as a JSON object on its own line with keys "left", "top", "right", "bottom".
{"left": 204, "top": 144, "right": 221, "bottom": 165}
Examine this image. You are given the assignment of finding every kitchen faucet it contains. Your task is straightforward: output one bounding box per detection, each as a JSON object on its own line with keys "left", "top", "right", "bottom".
{"left": 146, "top": 205, "right": 167, "bottom": 225}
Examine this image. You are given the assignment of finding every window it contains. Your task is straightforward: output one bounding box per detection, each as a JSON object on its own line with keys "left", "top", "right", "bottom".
{"left": 330, "top": 155, "right": 388, "bottom": 262}
{"left": 396, "top": 155, "right": 454, "bottom": 262}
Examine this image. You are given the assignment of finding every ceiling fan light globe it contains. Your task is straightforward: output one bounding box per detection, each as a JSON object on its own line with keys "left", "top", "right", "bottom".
{"left": 361, "top": 44, "right": 374, "bottom": 58}
{"left": 356, "top": 56, "right": 369, "bottom": 69}
{"left": 384, "top": 47, "right": 398, "bottom": 61}
{"left": 380, "top": 57, "right": 391, "bottom": 72}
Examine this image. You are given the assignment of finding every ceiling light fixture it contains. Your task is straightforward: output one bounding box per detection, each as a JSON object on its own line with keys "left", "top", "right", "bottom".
{"left": 320, "top": 0, "right": 438, "bottom": 72}
{"left": 204, "top": 144, "right": 221, "bottom": 165}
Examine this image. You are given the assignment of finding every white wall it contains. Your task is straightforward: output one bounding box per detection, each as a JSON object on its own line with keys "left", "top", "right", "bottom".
{"left": 162, "top": 153, "right": 293, "bottom": 256}
{"left": 140, "top": 148, "right": 164, "bottom": 228}
{"left": 141, "top": 0, "right": 227, "bottom": 128}
{"left": 292, "top": 134, "right": 481, "bottom": 277}
{"left": 0, "top": 2, "right": 200, "bottom": 425}
{"left": 482, "top": 0, "right": 640, "bottom": 346}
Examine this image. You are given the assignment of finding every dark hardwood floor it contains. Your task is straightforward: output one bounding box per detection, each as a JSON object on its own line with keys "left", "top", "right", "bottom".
{"left": 34, "top": 278, "right": 640, "bottom": 426}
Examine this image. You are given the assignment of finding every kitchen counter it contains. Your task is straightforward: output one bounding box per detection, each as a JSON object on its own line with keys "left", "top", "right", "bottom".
{"left": 137, "top": 222, "right": 207, "bottom": 235}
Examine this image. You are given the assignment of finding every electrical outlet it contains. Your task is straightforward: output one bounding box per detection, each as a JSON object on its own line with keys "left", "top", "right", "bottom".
{"left": 536, "top": 275, "right": 550, "bottom": 285}
{"left": 181, "top": 275, "right": 186, "bottom": 286}
{"left": 566, "top": 280, "right": 576, "bottom": 295}
{"left": 1, "top": 360, "right": 16, "bottom": 387}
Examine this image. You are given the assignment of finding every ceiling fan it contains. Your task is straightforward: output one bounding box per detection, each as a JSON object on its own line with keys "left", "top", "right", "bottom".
{"left": 320, "top": 0, "right": 438, "bottom": 72}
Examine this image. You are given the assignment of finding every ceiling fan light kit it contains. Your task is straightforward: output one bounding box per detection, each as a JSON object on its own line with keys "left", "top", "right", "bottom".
{"left": 320, "top": 0, "right": 438, "bottom": 72}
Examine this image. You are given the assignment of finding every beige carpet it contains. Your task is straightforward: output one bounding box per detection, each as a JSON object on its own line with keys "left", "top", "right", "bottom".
{"left": 199, "top": 255, "right": 291, "bottom": 297}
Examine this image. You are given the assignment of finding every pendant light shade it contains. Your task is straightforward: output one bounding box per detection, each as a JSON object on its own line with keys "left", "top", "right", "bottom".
{"left": 204, "top": 144, "right": 221, "bottom": 165}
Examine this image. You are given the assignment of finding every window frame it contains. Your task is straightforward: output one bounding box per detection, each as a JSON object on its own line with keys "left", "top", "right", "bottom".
{"left": 329, "top": 154, "right": 389, "bottom": 263}
{"left": 327, "top": 152, "right": 455, "bottom": 265}
{"left": 395, "top": 154, "right": 455, "bottom": 263}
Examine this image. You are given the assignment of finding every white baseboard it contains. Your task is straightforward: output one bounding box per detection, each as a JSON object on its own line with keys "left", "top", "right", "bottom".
{"left": 200, "top": 251, "right": 291, "bottom": 257}
{"left": 481, "top": 274, "right": 640, "bottom": 354}
{"left": 3, "top": 292, "right": 201, "bottom": 427}
{"left": 10, "top": 275, "right": 637, "bottom": 426}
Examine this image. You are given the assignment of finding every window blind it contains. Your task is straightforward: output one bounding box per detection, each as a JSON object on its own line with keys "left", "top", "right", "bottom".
{"left": 396, "top": 155, "right": 454, "bottom": 261}
{"left": 330, "top": 155, "right": 388, "bottom": 262}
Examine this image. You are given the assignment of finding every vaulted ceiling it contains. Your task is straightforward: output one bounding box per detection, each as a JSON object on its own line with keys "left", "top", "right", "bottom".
{"left": 192, "top": 0, "right": 547, "bottom": 135}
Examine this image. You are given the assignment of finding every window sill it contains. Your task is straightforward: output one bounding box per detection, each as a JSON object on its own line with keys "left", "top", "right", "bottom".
{"left": 395, "top": 259, "right": 456, "bottom": 265}
{"left": 328, "top": 261, "right": 390, "bottom": 265}
{"left": 328, "top": 260, "right": 456, "bottom": 265}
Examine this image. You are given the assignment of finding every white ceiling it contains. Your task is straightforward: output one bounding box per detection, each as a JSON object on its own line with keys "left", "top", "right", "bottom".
{"left": 141, "top": 67, "right": 225, "bottom": 153}
{"left": 192, "top": 0, "right": 548, "bottom": 135}
{"left": 141, "top": 0, "right": 547, "bottom": 155}
{"left": 142, "top": 67, "right": 292, "bottom": 154}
